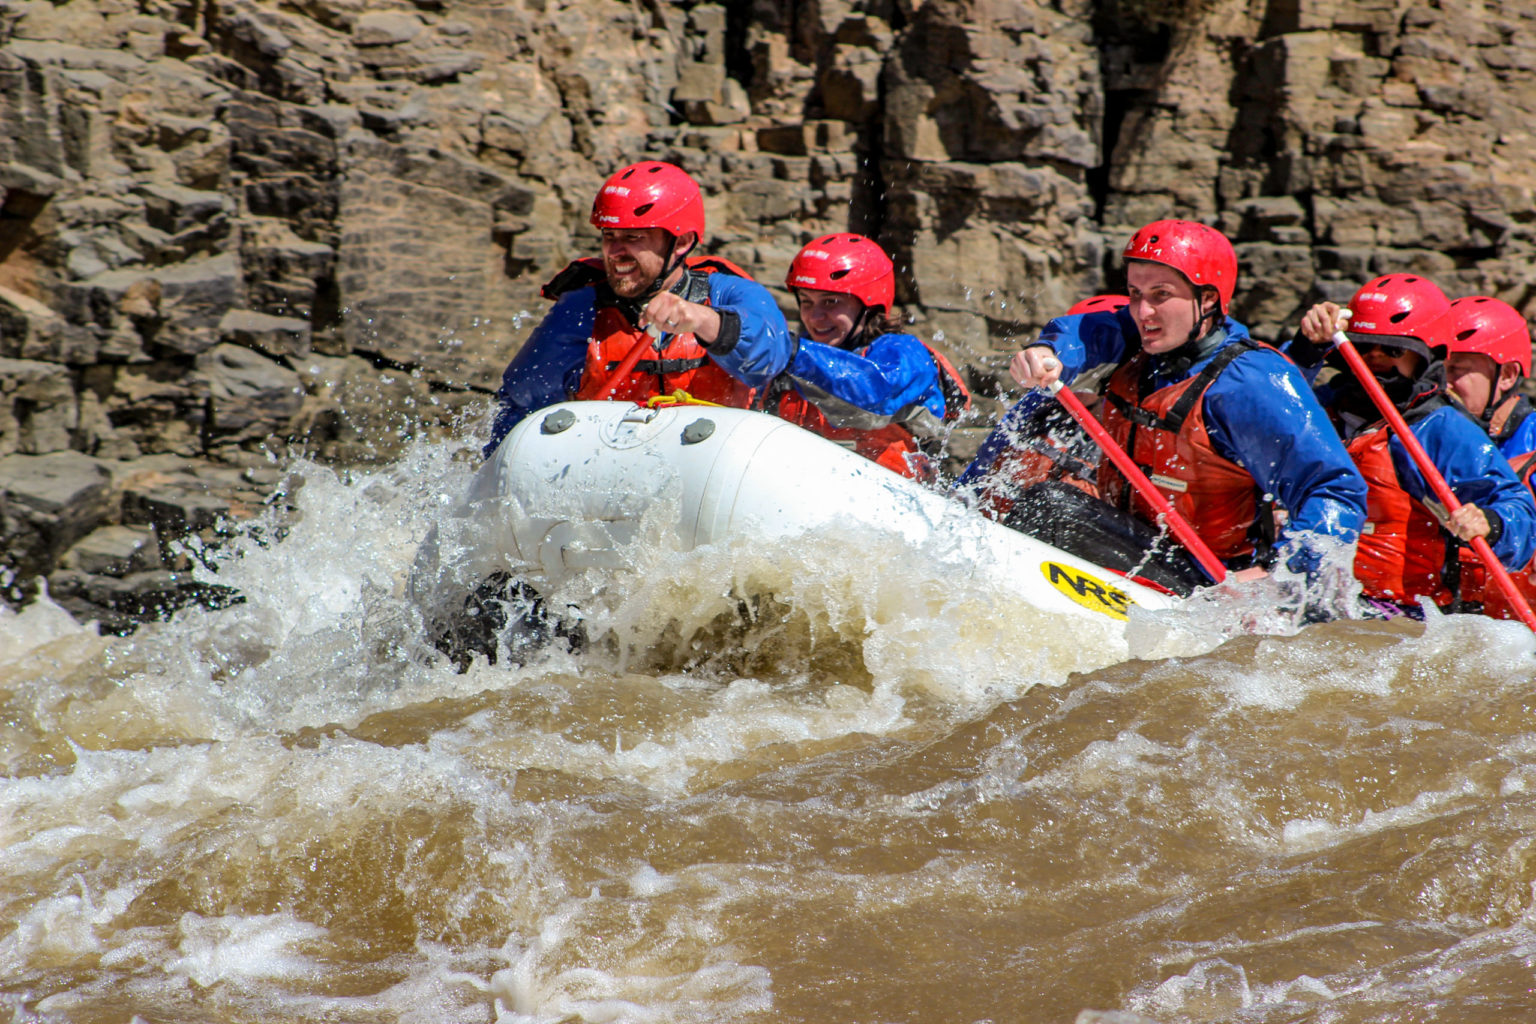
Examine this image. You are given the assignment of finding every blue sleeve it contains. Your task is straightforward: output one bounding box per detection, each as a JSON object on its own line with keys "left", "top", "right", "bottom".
{"left": 1397, "top": 408, "right": 1536, "bottom": 569}
{"left": 1275, "top": 331, "right": 1332, "bottom": 385}
{"left": 483, "top": 289, "right": 594, "bottom": 457}
{"left": 1036, "top": 310, "right": 1134, "bottom": 385}
{"left": 954, "top": 390, "right": 1052, "bottom": 489}
{"left": 706, "top": 274, "right": 793, "bottom": 387}
{"left": 788, "top": 332, "right": 944, "bottom": 418}
{"left": 1201, "top": 349, "right": 1368, "bottom": 575}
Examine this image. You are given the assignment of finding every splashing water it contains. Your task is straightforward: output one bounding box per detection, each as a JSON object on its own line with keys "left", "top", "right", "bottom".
{"left": 5, "top": 428, "right": 1536, "bottom": 1023}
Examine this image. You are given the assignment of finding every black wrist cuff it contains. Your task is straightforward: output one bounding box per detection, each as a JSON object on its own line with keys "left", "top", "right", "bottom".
{"left": 1485, "top": 509, "right": 1505, "bottom": 548}
{"left": 705, "top": 310, "right": 741, "bottom": 354}
{"left": 1287, "top": 327, "right": 1329, "bottom": 370}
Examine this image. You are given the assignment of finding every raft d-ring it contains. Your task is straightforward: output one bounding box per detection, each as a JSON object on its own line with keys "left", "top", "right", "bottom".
{"left": 681, "top": 418, "right": 716, "bottom": 445}
{"left": 619, "top": 405, "right": 659, "bottom": 424}
{"left": 541, "top": 408, "right": 576, "bottom": 434}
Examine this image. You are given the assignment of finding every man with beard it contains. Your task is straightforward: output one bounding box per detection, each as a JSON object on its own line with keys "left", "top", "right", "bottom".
{"left": 1439, "top": 295, "right": 1536, "bottom": 460}
{"left": 484, "top": 160, "right": 792, "bottom": 455}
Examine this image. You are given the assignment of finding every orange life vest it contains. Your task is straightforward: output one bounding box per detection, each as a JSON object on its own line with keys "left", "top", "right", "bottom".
{"left": 1099, "top": 343, "right": 1265, "bottom": 562}
{"left": 545, "top": 256, "right": 757, "bottom": 408}
{"left": 772, "top": 390, "right": 923, "bottom": 477}
{"left": 1455, "top": 449, "right": 1536, "bottom": 619}
{"left": 1345, "top": 424, "right": 1455, "bottom": 607}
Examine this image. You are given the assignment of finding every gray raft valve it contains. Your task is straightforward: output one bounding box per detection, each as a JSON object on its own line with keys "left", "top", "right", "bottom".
{"left": 541, "top": 409, "right": 576, "bottom": 434}
{"left": 681, "top": 418, "right": 716, "bottom": 445}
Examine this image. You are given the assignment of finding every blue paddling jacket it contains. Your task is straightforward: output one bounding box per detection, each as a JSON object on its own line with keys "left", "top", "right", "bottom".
{"left": 783, "top": 331, "right": 946, "bottom": 426}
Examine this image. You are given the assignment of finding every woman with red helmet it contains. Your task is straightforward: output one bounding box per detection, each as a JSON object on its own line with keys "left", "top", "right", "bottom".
{"left": 1289, "top": 277, "right": 1535, "bottom": 614}
{"left": 767, "top": 233, "right": 969, "bottom": 479}
{"left": 997, "top": 219, "right": 1367, "bottom": 601}
{"left": 485, "top": 160, "right": 793, "bottom": 454}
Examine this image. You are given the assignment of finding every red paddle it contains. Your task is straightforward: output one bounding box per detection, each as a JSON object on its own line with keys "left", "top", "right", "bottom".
{"left": 1046, "top": 378, "right": 1229, "bottom": 585}
{"left": 591, "top": 324, "right": 665, "bottom": 401}
{"left": 1333, "top": 330, "right": 1536, "bottom": 631}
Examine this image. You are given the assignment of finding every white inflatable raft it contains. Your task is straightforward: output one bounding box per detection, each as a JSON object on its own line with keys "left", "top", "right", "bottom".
{"left": 412, "top": 400, "right": 1178, "bottom": 632}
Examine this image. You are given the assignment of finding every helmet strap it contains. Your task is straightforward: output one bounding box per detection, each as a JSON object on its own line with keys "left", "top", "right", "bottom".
{"left": 838, "top": 305, "right": 875, "bottom": 350}
{"left": 1184, "top": 287, "right": 1222, "bottom": 346}
{"left": 635, "top": 232, "right": 694, "bottom": 306}
{"left": 1468, "top": 365, "right": 1522, "bottom": 427}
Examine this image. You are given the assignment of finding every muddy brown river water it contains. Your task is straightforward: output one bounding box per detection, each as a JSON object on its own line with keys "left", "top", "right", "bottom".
{"left": 5, "top": 436, "right": 1536, "bottom": 1023}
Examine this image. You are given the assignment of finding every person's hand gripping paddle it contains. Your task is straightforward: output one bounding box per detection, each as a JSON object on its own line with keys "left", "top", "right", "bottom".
{"left": 1331, "top": 329, "right": 1536, "bottom": 631}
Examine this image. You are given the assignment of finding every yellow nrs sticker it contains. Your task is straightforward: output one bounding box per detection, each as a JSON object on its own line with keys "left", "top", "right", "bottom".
{"left": 1040, "top": 561, "right": 1134, "bottom": 620}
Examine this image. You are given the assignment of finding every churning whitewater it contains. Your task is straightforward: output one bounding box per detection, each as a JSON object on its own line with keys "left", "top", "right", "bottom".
{"left": 5, "top": 429, "right": 1536, "bottom": 1024}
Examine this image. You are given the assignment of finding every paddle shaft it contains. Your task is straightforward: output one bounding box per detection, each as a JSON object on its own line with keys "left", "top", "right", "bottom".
{"left": 1047, "top": 380, "right": 1229, "bottom": 584}
{"left": 592, "top": 324, "right": 666, "bottom": 401}
{"left": 1332, "top": 331, "right": 1536, "bottom": 630}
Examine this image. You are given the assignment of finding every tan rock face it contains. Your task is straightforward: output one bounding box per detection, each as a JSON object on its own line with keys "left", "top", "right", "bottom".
{"left": 1, "top": 0, "right": 1534, "bottom": 462}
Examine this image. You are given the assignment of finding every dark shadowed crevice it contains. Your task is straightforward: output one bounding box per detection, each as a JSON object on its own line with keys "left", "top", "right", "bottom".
{"left": 0, "top": 188, "right": 49, "bottom": 267}
{"left": 1089, "top": 2, "right": 1175, "bottom": 279}
{"left": 1445, "top": 245, "right": 1500, "bottom": 267}
{"left": 849, "top": 100, "right": 885, "bottom": 240}
{"left": 722, "top": 1, "right": 755, "bottom": 91}
{"left": 1086, "top": 89, "right": 1133, "bottom": 224}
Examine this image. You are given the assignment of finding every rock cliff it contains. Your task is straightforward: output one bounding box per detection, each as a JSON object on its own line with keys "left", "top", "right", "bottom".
{"left": 2, "top": 0, "right": 1533, "bottom": 627}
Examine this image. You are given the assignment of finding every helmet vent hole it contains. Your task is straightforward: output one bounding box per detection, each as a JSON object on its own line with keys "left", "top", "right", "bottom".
{"left": 1458, "top": 329, "right": 1478, "bottom": 341}
{"left": 829, "top": 269, "right": 850, "bottom": 280}
{"left": 620, "top": 168, "right": 636, "bottom": 179}
{"left": 1148, "top": 235, "right": 1159, "bottom": 245}
{"left": 633, "top": 202, "right": 654, "bottom": 217}
{"left": 1390, "top": 311, "right": 1410, "bottom": 323}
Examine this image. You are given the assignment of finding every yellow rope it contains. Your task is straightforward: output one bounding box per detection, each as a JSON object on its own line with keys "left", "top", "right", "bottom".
{"left": 645, "top": 390, "right": 723, "bottom": 408}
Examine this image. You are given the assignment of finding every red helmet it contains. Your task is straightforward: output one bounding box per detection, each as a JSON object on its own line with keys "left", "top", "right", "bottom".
{"left": 1346, "top": 274, "right": 1450, "bottom": 350}
{"left": 1122, "top": 220, "right": 1237, "bottom": 313}
{"left": 785, "top": 233, "right": 895, "bottom": 314}
{"left": 1443, "top": 295, "right": 1532, "bottom": 377}
{"left": 590, "top": 161, "right": 705, "bottom": 240}
{"left": 1067, "top": 294, "right": 1130, "bottom": 316}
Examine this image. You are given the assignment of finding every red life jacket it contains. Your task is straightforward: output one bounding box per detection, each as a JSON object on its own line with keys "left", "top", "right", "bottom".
{"left": 1099, "top": 343, "right": 1265, "bottom": 562}
{"left": 1345, "top": 424, "right": 1455, "bottom": 607}
{"left": 772, "top": 390, "right": 923, "bottom": 477}
{"left": 1456, "top": 449, "right": 1536, "bottom": 619}
{"left": 768, "top": 338, "right": 971, "bottom": 481}
{"left": 544, "top": 255, "right": 757, "bottom": 408}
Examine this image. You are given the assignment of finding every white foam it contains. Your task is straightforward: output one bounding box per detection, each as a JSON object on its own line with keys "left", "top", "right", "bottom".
{"left": 487, "top": 891, "right": 772, "bottom": 1024}
{"left": 166, "top": 912, "right": 328, "bottom": 988}
{"left": 0, "top": 587, "right": 90, "bottom": 664}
